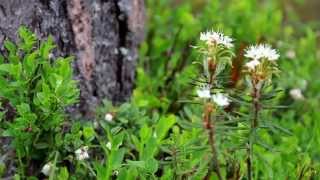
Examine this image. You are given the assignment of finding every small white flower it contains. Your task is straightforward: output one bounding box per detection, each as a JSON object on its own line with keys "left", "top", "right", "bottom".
{"left": 41, "top": 162, "right": 52, "bottom": 176}
{"left": 113, "top": 170, "right": 119, "bottom": 176}
{"left": 245, "top": 44, "right": 280, "bottom": 61}
{"left": 105, "top": 113, "right": 113, "bottom": 122}
{"left": 200, "top": 30, "right": 233, "bottom": 48}
{"left": 119, "top": 47, "right": 129, "bottom": 55}
{"left": 245, "top": 59, "right": 260, "bottom": 70}
{"left": 106, "top": 142, "right": 112, "bottom": 150}
{"left": 285, "top": 50, "right": 296, "bottom": 59}
{"left": 289, "top": 88, "right": 304, "bottom": 100}
{"left": 75, "top": 146, "right": 89, "bottom": 160}
{"left": 93, "top": 121, "right": 99, "bottom": 129}
{"left": 196, "top": 85, "right": 211, "bottom": 99}
{"left": 212, "top": 93, "right": 231, "bottom": 107}
{"left": 48, "top": 53, "right": 54, "bottom": 59}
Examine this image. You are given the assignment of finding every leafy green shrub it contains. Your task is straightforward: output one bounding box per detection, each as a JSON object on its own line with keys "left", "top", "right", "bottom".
{"left": 0, "top": 27, "right": 79, "bottom": 177}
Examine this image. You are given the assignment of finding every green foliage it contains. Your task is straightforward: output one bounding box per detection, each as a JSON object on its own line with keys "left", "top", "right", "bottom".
{"left": 0, "top": 26, "right": 79, "bottom": 177}
{"left": 1, "top": 0, "right": 320, "bottom": 179}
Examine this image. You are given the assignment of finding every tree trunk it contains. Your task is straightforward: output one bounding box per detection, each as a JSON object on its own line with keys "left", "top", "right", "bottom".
{"left": 0, "top": 0, "right": 145, "bottom": 117}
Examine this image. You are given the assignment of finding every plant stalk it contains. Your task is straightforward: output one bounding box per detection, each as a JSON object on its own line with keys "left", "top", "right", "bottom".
{"left": 247, "top": 78, "right": 260, "bottom": 180}
{"left": 203, "top": 103, "right": 223, "bottom": 180}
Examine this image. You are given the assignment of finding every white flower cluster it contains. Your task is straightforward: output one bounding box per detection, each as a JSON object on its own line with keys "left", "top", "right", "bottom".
{"left": 197, "top": 85, "right": 231, "bottom": 107}
{"left": 244, "top": 44, "right": 280, "bottom": 70}
{"left": 200, "top": 31, "right": 234, "bottom": 48}
{"left": 75, "top": 146, "right": 89, "bottom": 160}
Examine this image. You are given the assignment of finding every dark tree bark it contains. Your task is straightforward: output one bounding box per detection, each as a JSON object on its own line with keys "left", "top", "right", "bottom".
{"left": 0, "top": 0, "right": 145, "bottom": 117}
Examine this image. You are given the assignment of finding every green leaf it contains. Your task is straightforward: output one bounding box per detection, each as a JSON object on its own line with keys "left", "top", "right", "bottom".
{"left": 83, "top": 126, "right": 95, "bottom": 142}
{"left": 40, "top": 36, "right": 56, "bottom": 59}
{"left": 55, "top": 57, "right": 74, "bottom": 79}
{"left": 142, "top": 137, "right": 158, "bottom": 160}
{"left": 155, "top": 115, "right": 176, "bottom": 142}
{"left": 18, "top": 26, "right": 37, "bottom": 52}
{"left": 94, "top": 163, "right": 107, "bottom": 180}
{"left": 145, "top": 158, "right": 158, "bottom": 174}
{"left": 111, "top": 148, "right": 125, "bottom": 170}
{"left": 139, "top": 124, "right": 152, "bottom": 143}
{"left": 0, "top": 54, "right": 4, "bottom": 64}
{"left": 34, "top": 142, "right": 49, "bottom": 149}
{"left": 111, "top": 126, "right": 123, "bottom": 135}
{"left": 2, "top": 130, "right": 11, "bottom": 137}
{"left": 0, "top": 163, "right": 5, "bottom": 176}
{"left": 55, "top": 133, "right": 63, "bottom": 147}
{"left": 131, "top": 135, "right": 141, "bottom": 152}
{"left": 161, "top": 167, "right": 173, "bottom": 180}
{"left": 56, "top": 167, "right": 69, "bottom": 180}
{"left": 112, "top": 132, "right": 124, "bottom": 150}
{"left": 126, "top": 160, "right": 145, "bottom": 169}
{"left": 14, "top": 174, "right": 21, "bottom": 180}
{"left": 17, "top": 103, "right": 31, "bottom": 115}
{"left": 272, "top": 124, "right": 293, "bottom": 136}
{"left": 23, "top": 51, "right": 38, "bottom": 76}
{"left": 4, "top": 40, "right": 17, "bottom": 55}
{"left": 117, "top": 168, "right": 138, "bottom": 180}
{"left": 0, "top": 64, "right": 11, "bottom": 73}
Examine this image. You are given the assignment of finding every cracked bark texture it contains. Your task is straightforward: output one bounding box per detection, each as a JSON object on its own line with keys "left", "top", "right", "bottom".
{"left": 0, "top": 0, "right": 145, "bottom": 117}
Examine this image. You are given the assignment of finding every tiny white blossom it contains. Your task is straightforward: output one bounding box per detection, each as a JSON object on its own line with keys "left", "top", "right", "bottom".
{"left": 245, "top": 59, "right": 260, "bottom": 70}
{"left": 196, "top": 85, "right": 211, "bottom": 99}
{"left": 106, "top": 142, "right": 112, "bottom": 150}
{"left": 200, "top": 30, "right": 233, "bottom": 48}
{"left": 105, "top": 113, "right": 113, "bottom": 122}
{"left": 48, "top": 53, "right": 54, "bottom": 59}
{"left": 93, "top": 121, "right": 99, "bottom": 129}
{"left": 212, "top": 93, "right": 231, "bottom": 107}
{"left": 245, "top": 44, "right": 280, "bottom": 61}
{"left": 119, "top": 47, "right": 129, "bottom": 55}
{"left": 41, "top": 162, "right": 52, "bottom": 176}
{"left": 113, "top": 170, "right": 119, "bottom": 176}
{"left": 289, "top": 88, "right": 304, "bottom": 100}
{"left": 285, "top": 50, "right": 296, "bottom": 59}
{"left": 75, "top": 146, "right": 89, "bottom": 160}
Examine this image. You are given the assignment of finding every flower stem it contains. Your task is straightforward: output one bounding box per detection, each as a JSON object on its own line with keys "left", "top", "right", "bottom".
{"left": 247, "top": 78, "right": 260, "bottom": 180}
{"left": 203, "top": 103, "right": 223, "bottom": 180}
{"left": 17, "top": 151, "right": 25, "bottom": 178}
{"left": 247, "top": 134, "right": 253, "bottom": 180}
